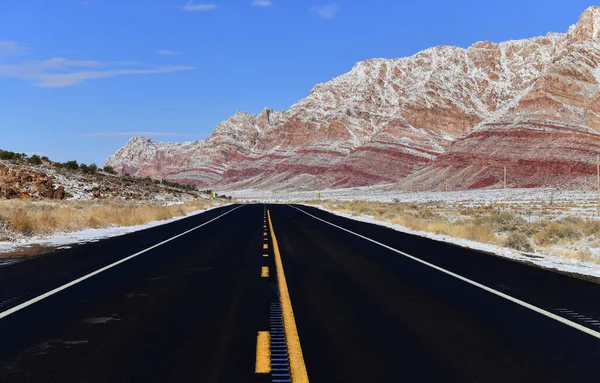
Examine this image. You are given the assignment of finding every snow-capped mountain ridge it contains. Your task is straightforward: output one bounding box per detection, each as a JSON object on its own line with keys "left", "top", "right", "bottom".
{"left": 107, "top": 6, "right": 600, "bottom": 191}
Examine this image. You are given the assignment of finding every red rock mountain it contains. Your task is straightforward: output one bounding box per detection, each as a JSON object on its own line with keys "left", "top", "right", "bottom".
{"left": 106, "top": 7, "right": 600, "bottom": 191}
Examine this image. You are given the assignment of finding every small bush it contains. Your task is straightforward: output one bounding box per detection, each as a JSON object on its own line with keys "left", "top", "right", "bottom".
{"left": 80, "top": 163, "right": 98, "bottom": 174}
{"left": 102, "top": 165, "right": 117, "bottom": 175}
{"left": 27, "top": 154, "right": 42, "bottom": 165}
{"left": 473, "top": 213, "right": 524, "bottom": 232}
{"left": 574, "top": 248, "right": 592, "bottom": 262}
{"left": 504, "top": 232, "right": 534, "bottom": 252}
{"left": 418, "top": 208, "right": 438, "bottom": 219}
{"left": 534, "top": 221, "right": 582, "bottom": 246}
{"left": 56, "top": 160, "right": 79, "bottom": 170}
{"left": 581, "top": 219, "right": 600, "bottom": 236}
{"left": 8, "top": 207, "right": 34, "bottom": 234}
{"left": 560, "top": 216, "right": 583, "bottom": 225}
{"left": 0, "top": 149, "right": 26, "bottom": 162}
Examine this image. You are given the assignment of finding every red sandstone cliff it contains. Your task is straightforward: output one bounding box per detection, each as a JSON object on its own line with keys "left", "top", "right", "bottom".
{"left": 403, "top": 6, "right": 600, "bottom": 191}
{"left": 106, "top": 7, "right": 600, "bottom": 191}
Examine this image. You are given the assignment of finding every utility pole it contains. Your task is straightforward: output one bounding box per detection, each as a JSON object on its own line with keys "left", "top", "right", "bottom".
{"left": 504, "top": 166, "right": 507, "bottom": 210}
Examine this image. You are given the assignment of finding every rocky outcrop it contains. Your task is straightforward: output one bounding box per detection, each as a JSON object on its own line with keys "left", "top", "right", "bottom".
{"left": 106, "top": 7, "right": 600, "bottom": 191}
{"left": 404, "top": 6, "right": 600, "bottom": 191}
{"left": 0, "top": 165, "right": 64, "bottom": 200}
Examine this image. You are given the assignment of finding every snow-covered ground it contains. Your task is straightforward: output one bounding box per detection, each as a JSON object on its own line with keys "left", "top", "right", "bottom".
{"left": 0, "top": 204, "right": 228, "bottom": 267}
{"left": 229, "top": 186, "right": 597, "bottom": 205}
{"left": 230, "top": 186, "right": 600, "bottom": 219}
{"left": 307, "top": 204, "right": 600, "bottom": 280}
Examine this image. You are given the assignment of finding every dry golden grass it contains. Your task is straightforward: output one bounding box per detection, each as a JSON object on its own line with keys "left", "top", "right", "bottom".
{"left": 307, "top": 199, "right": 600, "bottom": 266}
{"left": 533, "top": 221, "right": 583, "bottom": 246}
{"left": 551, "top": 247, "right": 600, "bottom": 264}
{"left": 0, "top": 199, "right": 222, "bottom": 236}
{"left": 313, "top": 200, "right": 498, "bottom": 245}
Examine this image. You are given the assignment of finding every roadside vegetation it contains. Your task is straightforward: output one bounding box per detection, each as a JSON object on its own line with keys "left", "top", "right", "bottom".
{"left": 0, "top": 199, "right": 225, "bottom": 241}
{"left": 305, "top": 200, "right": 600, "bottom": 265}
{"left": 0, "top": 148, "right": 234, "bottom": 255}
{"left": 1, "top": 147, "right": 205, "bottom": 194}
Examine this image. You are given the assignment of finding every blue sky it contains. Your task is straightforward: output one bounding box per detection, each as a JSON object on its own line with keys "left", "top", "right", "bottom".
{"left": 0, "top": 0, "right": 596, "bottom": 165}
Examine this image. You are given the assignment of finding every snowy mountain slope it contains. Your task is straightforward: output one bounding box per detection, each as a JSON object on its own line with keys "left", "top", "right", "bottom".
{"left": 403, "top": 6, "right": 600, "bottom": 191}
{"left": 106, "top": 7, "right": 600, "bottom": 191}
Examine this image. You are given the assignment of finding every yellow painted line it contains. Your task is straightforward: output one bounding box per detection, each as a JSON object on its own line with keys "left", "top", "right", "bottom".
{"left": 255, "top": 331, "right": 271, "bottom": 373}
{"left": 263, "top": 254, "right": 268, "bottom": 257}
{"left": 263, "top": 243, "right": 268, "bottom": 250}
{"left": 261, "top": 266, "right": 269, "bottom": 278}
{"left": 267, "top": 210, "right": 309, "bottom": 382}
{"left": 264, "top": 232, "right": 267, "bottom": 236}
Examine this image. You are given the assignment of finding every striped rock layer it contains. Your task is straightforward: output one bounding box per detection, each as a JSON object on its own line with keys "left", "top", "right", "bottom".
{"left": 106, "top": 7, "right": 600, "bottom": 191}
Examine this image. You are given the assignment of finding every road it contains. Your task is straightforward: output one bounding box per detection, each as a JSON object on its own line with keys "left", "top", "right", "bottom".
{"left": 1, "top": 203, "right": 599, "bottom": 382}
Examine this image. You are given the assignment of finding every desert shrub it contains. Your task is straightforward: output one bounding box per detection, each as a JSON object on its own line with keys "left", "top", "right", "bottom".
{"left": 8, "top": 207, "right": 34, "bottom": 234}
{"left": 454, "top": 223, "right": 497, "bottom": 243}
{"left": 581, "top": 219, "right": 600, "bottom": 236}
{"left": 27, "top": 154, "right": 42, "bottom": 165}
{"left": 0, "top": 149, "right": 26, "bottom": 162}
{"left": 56, "top": 160, "right": 79, "bottom": 170}
{"left": 161, "top": 179, "right": 197, "bottom": 191}
{"left": 518, "top": 222, "right": 543, "bottom": 237}
{"left": 504, "top": 232, "right": 534, "bottom": 252}
{"left": 102, "top": 165, "right": 117, "bottom": 175}
{"left": 560, "top": 215, "right": 583, "bottom": 225}
{"left": 574, "top": 248, "right": 592, "bottom": 262}
{"left": 65, "top": 160, "right": 79, "bottom": 170}
{"left": 80, "top": 163, "right": 98, "bottom": 174}
{"left": 534, "top": 221, "right": 582, "bottom": 245}
{"left": 473, "top": 213, "right": 524, "bottom": 232}
{"left": 418, "top": 208, "right": 438, "bottom": 219}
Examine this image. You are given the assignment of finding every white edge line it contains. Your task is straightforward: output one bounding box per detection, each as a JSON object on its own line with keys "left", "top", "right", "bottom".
{"left": 289, "top": 204, "right": 600, "bottom": 340}
{"left": 0, "top": 205, "right": 244, "bottom": 320}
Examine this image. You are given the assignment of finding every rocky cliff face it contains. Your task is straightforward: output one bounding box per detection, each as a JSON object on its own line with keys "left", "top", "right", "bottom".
{"left": 106, "top": 7, "right": 600, "bottom": 191}
{"left": 404, "top": 6, "right": 600, "bottom": 191}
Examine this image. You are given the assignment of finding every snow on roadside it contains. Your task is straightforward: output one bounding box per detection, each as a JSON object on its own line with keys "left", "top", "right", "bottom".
{"left": 0, "top": 204, "right": 229, "bottom": 265}
{"left": 307, "top": 204, "right": 600, "bottom": 280}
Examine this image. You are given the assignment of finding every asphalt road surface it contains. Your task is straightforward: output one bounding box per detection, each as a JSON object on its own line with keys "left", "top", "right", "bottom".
{"left": 1, "top": 203, "right": 599, "bottom": 382}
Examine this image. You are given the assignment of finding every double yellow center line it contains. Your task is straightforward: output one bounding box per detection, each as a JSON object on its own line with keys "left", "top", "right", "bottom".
{"left": 255, "top": 208, "right": 309, "bottom": 382}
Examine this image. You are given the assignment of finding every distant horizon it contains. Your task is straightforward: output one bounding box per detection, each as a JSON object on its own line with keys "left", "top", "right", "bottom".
{"left": 0, "top": 0, "right": 596, "bottom": 165}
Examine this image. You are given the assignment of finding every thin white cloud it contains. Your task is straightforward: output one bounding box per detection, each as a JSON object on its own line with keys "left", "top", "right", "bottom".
{"left": 0, "top": 41, "right": 29, "bottom": 55}
{"left": 252, "top": 0, "right": 272, "bottom": 7}
{"left": 79, "top": 132, "right": 201, "bottom": 138}
{"left": 310, "top": 4, "right": 340, "bottom": 19}
{"left": 182, "top": 2, "right": 217, "bottom": 11}
{"left": 157, "top": 49, "right": 182, "bottom": 56}
{"left": 0, "top": 58, "right": 194, "bottom": 87}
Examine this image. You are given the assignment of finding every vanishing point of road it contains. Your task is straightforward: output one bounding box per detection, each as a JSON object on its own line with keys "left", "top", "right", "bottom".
{"left": 1, "top": 204, "right": 599, "bottom": 382}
